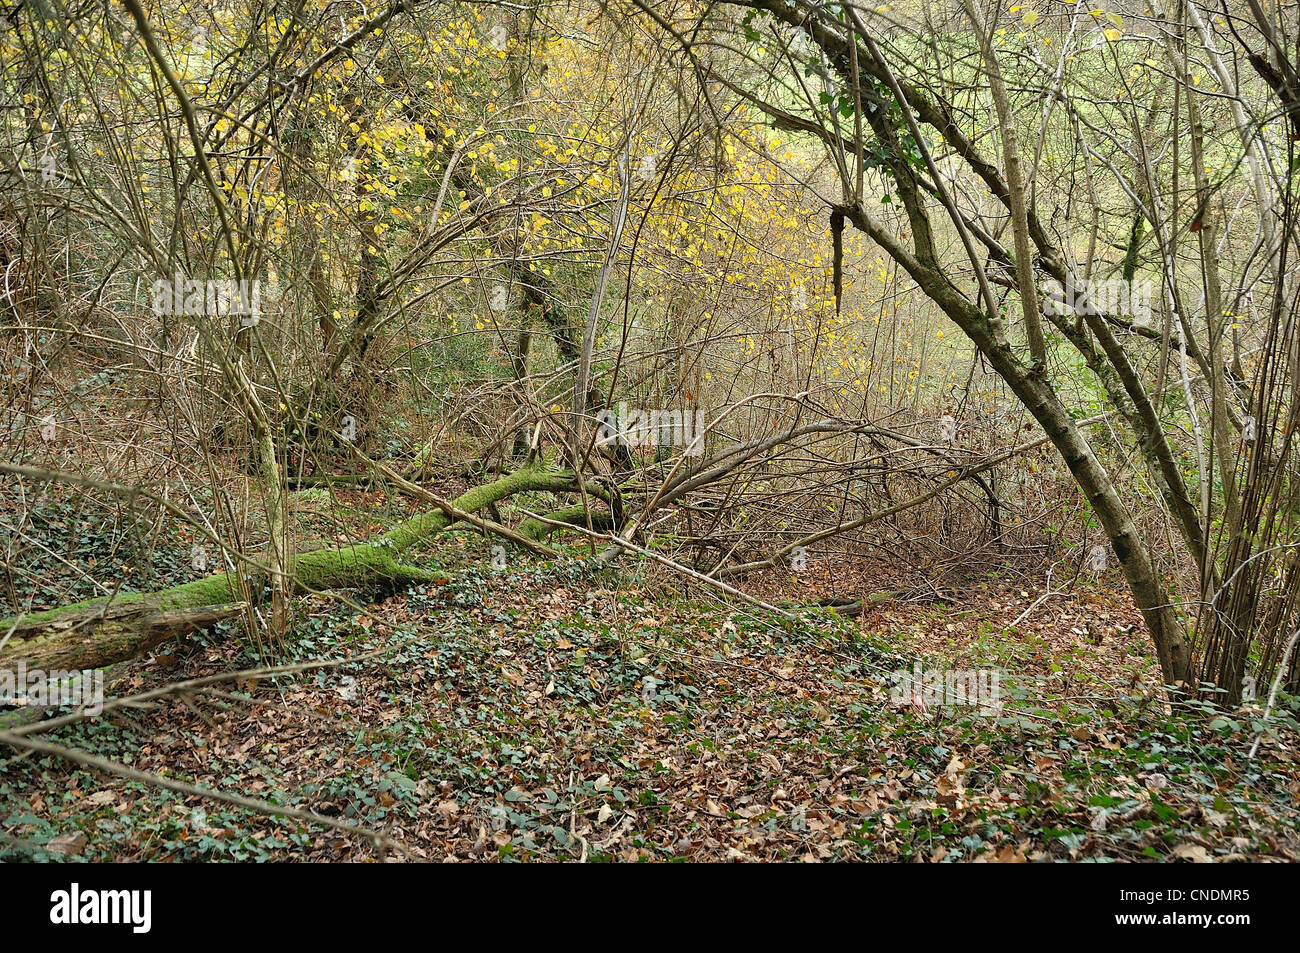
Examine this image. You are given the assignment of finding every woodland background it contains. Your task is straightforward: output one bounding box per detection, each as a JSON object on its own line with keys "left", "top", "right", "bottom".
{"left": 0, "top": 0, "right": 1298, "bottom": 861}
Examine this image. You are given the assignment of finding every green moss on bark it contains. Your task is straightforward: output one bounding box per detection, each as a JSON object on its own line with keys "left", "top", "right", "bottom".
{"left": 0, "top": 467, "right": 575, "bottom": 669}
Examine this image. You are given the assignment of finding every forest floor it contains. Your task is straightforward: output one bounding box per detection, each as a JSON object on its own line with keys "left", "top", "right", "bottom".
{"left": 2, "top": 484, "right": 1299, "bottom": 862}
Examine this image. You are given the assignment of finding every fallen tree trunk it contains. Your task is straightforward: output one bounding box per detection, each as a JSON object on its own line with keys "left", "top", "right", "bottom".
{"left": 797, "top": 593, "right": 899, "bottom": 618}
{"left": 517, "top": 504, "right": 614, "bottom": 541}
{"left": 0, "top": 467, "right": 577, "bottom": 671}
{"left": 0, "top": 602, "right": 248, "bottom": 672}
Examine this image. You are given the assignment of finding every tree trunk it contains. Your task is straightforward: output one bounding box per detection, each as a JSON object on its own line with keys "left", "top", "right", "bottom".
{"left": 0, "top": 468, "right": 578, "bottom": 671}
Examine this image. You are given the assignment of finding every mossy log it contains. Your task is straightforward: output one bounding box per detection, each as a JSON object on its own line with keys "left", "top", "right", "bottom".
{"left": 0, "top": 602, "right": 248, "bottom": 671}
{"left": 0, "top": 467, "right": 577, "bottom": 671}
{"left": 777, "top": 593, "right": 899, "bottom": 618}
{"left": 517, "top": 505, "right": 614, "bottom": 541}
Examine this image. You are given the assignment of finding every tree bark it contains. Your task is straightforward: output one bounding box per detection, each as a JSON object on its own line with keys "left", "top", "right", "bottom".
{"left": 0, "top": 468, "right": 578, "bottom": 672}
